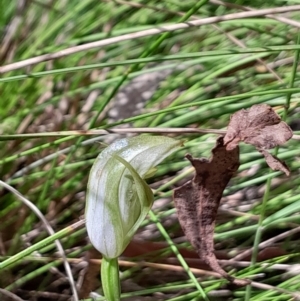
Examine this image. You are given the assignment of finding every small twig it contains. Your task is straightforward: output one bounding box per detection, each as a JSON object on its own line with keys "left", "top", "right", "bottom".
{"left": 219, "top": 208, "right": 259, "bottom": 220}
{"left": 0, "top": 127, "right": 226, "bottom": 140}
{"left": 210, "top": 0, "right": 300, "bottom": 29}
{"left": 292, "top": 134, "right": 300, "bottom": 140}
{"left": 0, "top": 128, "right": 299, "bottom": 140}
{"left": 0, "top": 0, "right": 27, "bottom": 60}
{"left": 227, "top": 225, "right": 300, "bottom": 264}
{"left": 17, "top": 289, "right": 70, "bottom": 300}
{"left": 251, "top": 281, "right": 300, "bottom": 300}
{"left": 0, "top": 181, "right": 79, "bottom": 301}
{"left": 6, "top": 127, "right": 298, "bottom": 180}
{"left": 1, "top": 6, "right": 300, "bottom": 74}
{"left": 11, "top": 254, "right": 300, "bottom": 299}
{"left": 34, "top": 256, "right": 300, "bottom": 298}
{"left": 219, "top": 260, "right": 297, "bottom": 271}
{"left": 0, "top": 288, "right": 25, "bottom": 301}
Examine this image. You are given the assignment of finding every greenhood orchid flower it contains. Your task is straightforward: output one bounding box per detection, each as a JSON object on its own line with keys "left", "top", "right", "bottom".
{"left": 85, "top": 135, "right": 181, "bottom": 259}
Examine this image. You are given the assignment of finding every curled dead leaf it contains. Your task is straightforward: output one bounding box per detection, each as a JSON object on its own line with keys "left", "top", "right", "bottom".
{"left": 224, "top": 104, "right": 292, "bottom": 174}
{"left": 224, "top": 104, "right": 292, "bottom": 149}
{"left": 173, "top": 104, "right": 292, "bottom": 286}
{"left": 258, "top": 148, "right": 290, "bottom": 176}
{"left": 173, "top": 137, "right": 249, "bottom": 286}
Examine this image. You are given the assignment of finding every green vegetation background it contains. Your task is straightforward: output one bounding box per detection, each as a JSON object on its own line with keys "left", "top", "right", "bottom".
{"left": 1, "top": 1, "right": 300, "bottom": 300}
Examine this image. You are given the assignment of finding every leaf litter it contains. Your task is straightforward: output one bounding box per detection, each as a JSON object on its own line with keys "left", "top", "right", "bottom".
{"left": 224, "top": 104, "right": 292, "bottom": 175}
{"left": 173, "top": 104, "right": 293, "bottom": 286}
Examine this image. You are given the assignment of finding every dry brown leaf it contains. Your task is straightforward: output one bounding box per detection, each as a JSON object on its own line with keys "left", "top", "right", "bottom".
{"left": 258, "top": 148, "right": 290, "bottom": 176}
{"left": 173, "top": 137, "right": 249, "bottom": 286}
{"left": 224, "top": 104, "right": 292, "bottom": 149}
{"left": 224, "top": 104, "right": 292, "bottom": 174}
{"left": 173, "top": 104, "right": 292, "bottom": 286}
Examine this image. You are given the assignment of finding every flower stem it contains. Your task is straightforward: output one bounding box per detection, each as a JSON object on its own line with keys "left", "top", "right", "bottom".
{"left": 101, "top": 256, "right": 121, "bottom": 301}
